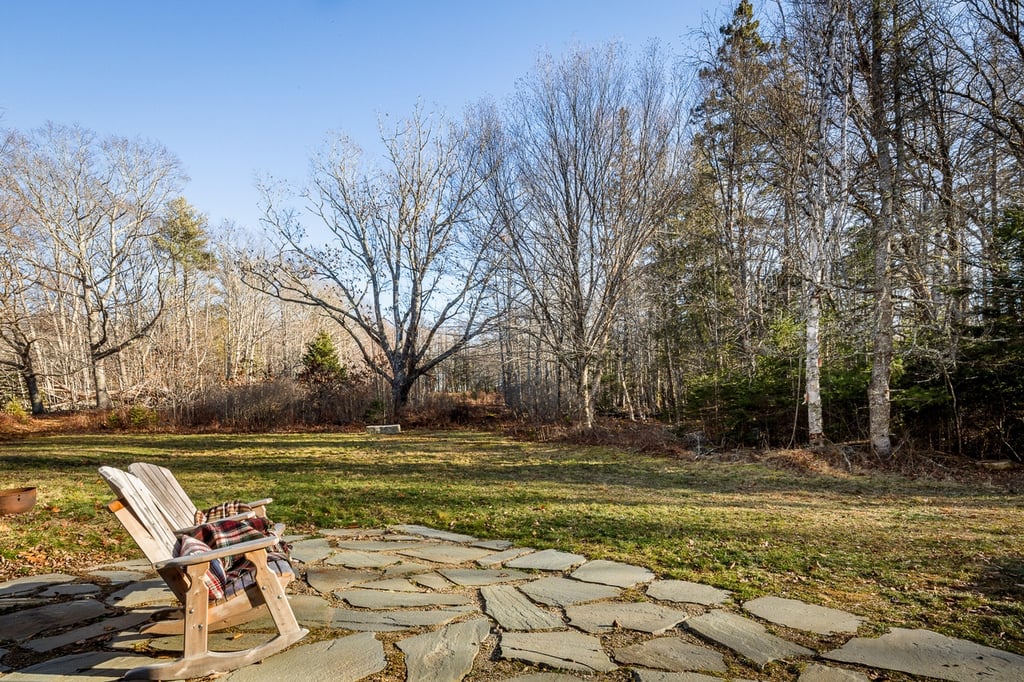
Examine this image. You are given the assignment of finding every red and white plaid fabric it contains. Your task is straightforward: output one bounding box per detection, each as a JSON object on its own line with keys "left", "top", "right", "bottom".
{"left": 194, "top": 500, "right": 252, "bottom": 525}
{"left": 172, "top": 517, "right": 291, "bottom": 601}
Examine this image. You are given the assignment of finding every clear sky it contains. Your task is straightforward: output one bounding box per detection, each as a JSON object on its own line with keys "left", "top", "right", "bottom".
{"left": 2, "top": 1, "right": 730, "bottom": 233}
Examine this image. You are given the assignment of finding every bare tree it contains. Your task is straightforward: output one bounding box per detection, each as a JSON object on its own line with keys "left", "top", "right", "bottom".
{"left": 251, "top": 108, "right": 500, "bottom": 416}
{"left": 3, "top": 123, "right": 184, "bottom": 409}
{"left": 493, "top": 43, "right": 685, "bottom": 428}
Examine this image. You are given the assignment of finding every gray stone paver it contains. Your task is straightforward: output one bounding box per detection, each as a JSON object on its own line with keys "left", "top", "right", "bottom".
{"left": 40, "top": 582, "right": 102, "bottom": 597}
{"left": 336, "top": 587, "right": 473, "bottom": 608}
{"left": 5, "top": 524, "right": 1024, "bottom": 682}
{"left": 86, "top": 569, "right": 149, "bottom": 584}
{"left": 0, "top": 573, "right": 77, "bottom": 597}
{"left": 334, "top": 540, "right": 426, "bottom": 551}
{"left": 481, "top": 584, "right": 565, "bottom": 631}
{"left": 289, "top": 537, "right": 335, "bottom": 563}
{"left": 505, "top": 548, "right": 587, "bottom": 571}
{"left": 306, "top": 566, "right": 379, "bottom": 593}
{"left": 824, "top": 627, "right": 1024, "bottom": 682}
{"left": 397, "top": 543, "right": 494, "bottom": 564}
{"left": 398, "top": 617, "right": 491, "bottom": 681}
{"left": 331, "top": 605, "right": 476, "bottom": 631}
{"left": 22, "top": 611, "right": 153, "bottom": 652}
{"left": 0, "top": 652, "right": 164, "bottom": 681}
{"left": 647, "top": 580, "right": 730, "bottom": 606}
{"left": 686, "top": 609, "right": 814, "bottom": 668}
{"left": 477, "top": 546, "right": 537, "bottom": 567}
{"left": 744, "top": 596, "right": 863, "bottom": 635}
{"left": 612, "top": 636, "right": 728, "bottom": 673}
{"left": 410, "top": 572, "right": 452, "bottom": 590}
{"left": 570, "top": 559, "right": 655, "bottom": 588}
{"left": 224, "top": 632, "right": 386, "bottom": 682}
{"left": 566, "top": 601, "right": 690, "bottom": 634}
{"left": 0, "top": 598, "right": 110, "bottom": 641}
{"left": 799, "top": 663, "right": 871, "bottom": 681}
{"left": 389, "top": 524, "right": 477, "bottom": 543}
{"left": 500, "top": 631, "right": 618, "bottom": 673}
{"left": 439, "top": 567, "right": 533, "bottom": 586}
{"left": 519, "top": 576, "right": 622, "bottom": 607}
{"left": 326, "top": 549, "right": 402, "bottom": 568}
{"left": 106, "top": 578, "right": 177, "bottom": 607}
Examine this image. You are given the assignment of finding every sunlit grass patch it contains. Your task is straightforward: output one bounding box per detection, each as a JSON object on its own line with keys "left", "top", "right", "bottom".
{"left": 1, "top": 429, "right": 1021, "bottom": 655}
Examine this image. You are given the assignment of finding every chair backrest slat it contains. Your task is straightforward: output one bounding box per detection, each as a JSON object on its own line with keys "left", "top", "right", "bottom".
{"left": 98, "top": 466, "right": 178, "bottom": 563}
{"left": 128, "top": 462, "right": 197, "bottom": 530}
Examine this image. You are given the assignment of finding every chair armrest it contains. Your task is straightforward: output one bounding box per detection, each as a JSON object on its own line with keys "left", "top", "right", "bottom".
{"left": 173, "top": 511, "right": 257, "bottom": 536}
{"left": 155, "top": 534, "right": 281, "bottom": 570}
{"left": 246, "top": 497, "right": 273, "bottom": 508}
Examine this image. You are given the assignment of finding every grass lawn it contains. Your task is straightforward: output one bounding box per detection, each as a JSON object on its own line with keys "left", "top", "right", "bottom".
{"left": 2, "top": 429, "right": 1022, "bottom": 656}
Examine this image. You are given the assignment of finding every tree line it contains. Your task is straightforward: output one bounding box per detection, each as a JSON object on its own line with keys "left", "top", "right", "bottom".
{"left": 2, "top": 0, "right": 1022, "bottom": 459}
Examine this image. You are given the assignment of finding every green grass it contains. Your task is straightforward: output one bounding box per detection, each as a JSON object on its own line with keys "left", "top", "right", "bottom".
{"left": 2, "top": 430, "right": 1022, "bottom": 656}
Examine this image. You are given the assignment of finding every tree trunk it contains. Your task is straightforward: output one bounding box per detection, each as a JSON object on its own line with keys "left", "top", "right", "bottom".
{"left": 93, "top": 356, "right": 113, "bottom": 410}
{"left": 805, "top": 284, "right": 824, "bottom": 446}
{"left": 867, "top": 0, "right": 895, "bottom": 458}
{"left": 20, "top": 347, "right": 45, "bottom": 415}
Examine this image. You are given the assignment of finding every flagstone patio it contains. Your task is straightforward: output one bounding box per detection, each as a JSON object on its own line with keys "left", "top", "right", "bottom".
{"left": 1, "top": 525, "right": 1022, "bottom": 681}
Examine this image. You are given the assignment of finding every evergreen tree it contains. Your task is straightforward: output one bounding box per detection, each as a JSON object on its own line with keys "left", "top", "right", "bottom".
{"left": 300, "top": 330, "right": 345, "bottom": 385}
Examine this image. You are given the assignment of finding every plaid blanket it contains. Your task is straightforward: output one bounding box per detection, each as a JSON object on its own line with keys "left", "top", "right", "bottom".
{"left": 194, "top": 500, "right": 252, "bottom": 525}
{"left": 173, "top": 517, "right": 289, "bottom": 601}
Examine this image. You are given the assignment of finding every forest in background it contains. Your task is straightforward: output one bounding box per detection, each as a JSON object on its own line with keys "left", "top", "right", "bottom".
{"left": 1, "top": 0, "right": 1022, "bottom": 462}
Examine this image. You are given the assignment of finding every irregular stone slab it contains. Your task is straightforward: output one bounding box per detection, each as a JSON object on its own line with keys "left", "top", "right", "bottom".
{"left": 148, "top": 631, "right": 273, "bottom": 652}
{"left": 0, "top": 597, "right": 109, "bottom": 641}
{"left": 506, "top": 549, "right": 587, "bottom": 571}
{"left": 500, "top": 631, "right": 617, "bottom": 673}
{"left": 631, "top": 671, "right": 734, "bottom": 682}
{"left": 647, "top": 580, "right": 730, "bottom": 606}
{"left": 87, "top": 569, "right": 149, "bottom": 584}
{"left": 334, "top": 540, "right": 425, "bottom": 551}
{"left": 107, "top": 579, "right": 177, "bottom": 608}
{"left": 0, "top": 652, "right": 163, "bottom": 681}
{"left": 506, "top": 675, "right": 585, "bottom": 681}
{"left": 0, "top": 573, "right": 77, "bottom": 597}
{"left": 824, "top": 627, "right": 1024, "bottom": 682}
{"left": 519, "top": 576, "right": 622, "bottom": 607}
{"left": 289, "top": 538, "right": 335, "bottom": 563}
{"left": 366, "top": 424, "right": 401, "bottom": 434}
{"left": 41, "top": 583, "right": 102, "bottom": 598}
{"left": 481, "top": 584, "right": 565, "bottom": 631}
{"left": 0, "top": 597, "right": 49, "bottom": 609}
{"left": 799, "top": 663, "right": 871, "bottom": 681}
{"left": 410, "top": 573, "right": 452, "bottom": 590}
{"left": 225, "top": 632, "right": 385, "bottom": 682}
{"left": 686, "top": 610, "right": 814, "bottom": 668}
{"left": 397, "top": 543, "right": 493, "bottom": 564}
{"left": 331, "top": 605, "right": 476, "bottom": 632}
{"left": 306, "top": 566, "right": 379, "bottom": 593}
{"left": 566, "top": 601, "right": 689, "bottom": 634}
{"left": 384, "top": 561, "right": 434, "bottom": 576}
{"left": 398, "top": 617, "right": 490, "bottom": 681}
{"left": 613, "top": 636, "right": 727, "bottom": 673}
{"left": 336, "top": 588, "right": 473, "bottom": 608}
{"left": 238, "top": 594, "right": 335, "bottom": 630}
{"left": 23, "top": 611, "right": 153, "bottom": 652}
{"left": 440, "top": 567, "right": 533, "bottom": 586}
{"left": 477, "top": 547, "right": 537, "bottom": 567}
{"left": 326, "top": 550, "right": 401, "bottom": 568}
{"left": 390, "top": 524, "right": 477, "bottom": 543}
{"left": 744, "top": 596, "right": 863, "bottom": 635}
{"left": 319, "top": 527, "right": 385, "bottom": 538}
{"left": 358, "top": 578, "right": 423, "bottom": 592}
{"left": 473, "top": 539, "right": 514, "bottom": 550}
{"left": 571, "top": 559, "right": 655, "bottom": 588}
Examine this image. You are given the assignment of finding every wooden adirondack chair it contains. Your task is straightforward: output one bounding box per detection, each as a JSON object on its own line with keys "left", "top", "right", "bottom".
{"left": 127, "top": 461, "right": 272, "bottom": 532}
{"left": 99, "top": 465, "right": 308, "bottom": 680}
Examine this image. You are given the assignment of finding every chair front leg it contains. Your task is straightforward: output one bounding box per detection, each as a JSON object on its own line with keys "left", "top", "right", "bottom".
{"left": 182, "top": 563, "right": 211, "bottom": 660}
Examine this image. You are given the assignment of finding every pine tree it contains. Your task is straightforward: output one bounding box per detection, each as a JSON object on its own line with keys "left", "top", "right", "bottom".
{"left": 300, "top": 330, "right": 345, "bottom": 385}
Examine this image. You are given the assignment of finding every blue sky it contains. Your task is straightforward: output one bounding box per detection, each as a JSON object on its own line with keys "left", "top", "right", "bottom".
{"left": 2, "top": 1, "right": 729, "bottom": 233}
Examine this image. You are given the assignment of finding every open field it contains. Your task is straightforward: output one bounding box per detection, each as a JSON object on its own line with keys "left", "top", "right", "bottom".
{"left": 1, "top": 430, "right": 1022, "bottom": 656}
